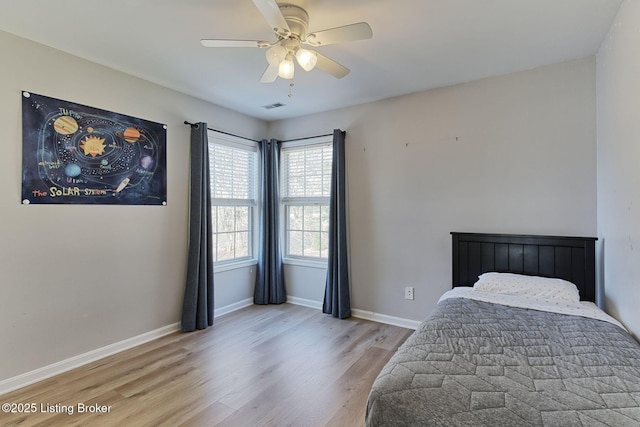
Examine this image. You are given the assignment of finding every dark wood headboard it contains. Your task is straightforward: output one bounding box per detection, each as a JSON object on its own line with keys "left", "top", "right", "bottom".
{"left": 451, "top": 232, "right": 598, "bottom": 303}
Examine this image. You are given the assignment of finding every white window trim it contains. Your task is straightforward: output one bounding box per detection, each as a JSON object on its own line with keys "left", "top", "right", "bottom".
{"left": 280, "top": 135, "right": 333, "bottom": 266}
{"left": 282, "top": 256, "right": 328, "bottom": 269}
{"left": 214, "top": 258, "right": 258, "bottom": 273}
{"left": 209, "top": 130, "right": 260, "bottom": 270}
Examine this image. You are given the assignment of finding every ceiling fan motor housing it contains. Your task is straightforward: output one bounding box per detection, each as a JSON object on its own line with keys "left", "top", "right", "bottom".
{"left": 278, "top": 4, "right": 309, "bottom": 39}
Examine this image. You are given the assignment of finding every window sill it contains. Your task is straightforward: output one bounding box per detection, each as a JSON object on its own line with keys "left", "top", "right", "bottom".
{"left": 214, "top": 259, "right": 258, "bottom": 273}
{"left": 283, "top": 257, "right": 328, "bottom": 270}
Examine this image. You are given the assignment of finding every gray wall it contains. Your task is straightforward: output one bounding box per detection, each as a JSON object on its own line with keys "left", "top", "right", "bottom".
{"left": 269, "top": 57, "right": 598, "bottom": 322}
{"left": 596, "top": 0, "right": 640, "bottom": 339}
{"left": 0, "top": 27, "right": 610, "bottom": 384}
{"left": 0, "top": 30, "right": 266, "bottom": 382}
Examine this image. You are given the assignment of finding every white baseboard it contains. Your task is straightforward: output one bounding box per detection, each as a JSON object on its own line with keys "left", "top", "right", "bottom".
{"left": 351, "top": 309, "right": 421, "bottom": 330}
{"left": 215, "top": 297, "right": 254, "bottom": 317}
{"left": 286, "top": 296, "right": 323, "bottom": 310}
{"left": 0, "top": 322, "right": 180, "bottom": 396}
{"left": 0, "top": 298, "right": 254, "bottom": 396}
{"left": 286, "top": 297, "right": 420, "bottom": 330}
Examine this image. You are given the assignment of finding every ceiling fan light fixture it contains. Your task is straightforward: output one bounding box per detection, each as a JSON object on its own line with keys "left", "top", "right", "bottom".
{"left": 265, "top": 45, "right": 287, "bottom": 66}
{"left": 201, "top": 0, "right": 372, "bottom": 83}
{"left": 278, "top": 54, "right": 295, "bottom": 79}
{"left": 295, "top": 48, "right": 317, "bottom": 71}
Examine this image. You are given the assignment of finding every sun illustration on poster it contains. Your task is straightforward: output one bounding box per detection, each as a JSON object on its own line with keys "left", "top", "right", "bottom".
{"left": 79, "top": 135, "right": 106, "bottom": 157}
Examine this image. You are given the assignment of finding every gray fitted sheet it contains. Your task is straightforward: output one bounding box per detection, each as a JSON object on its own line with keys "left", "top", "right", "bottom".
{"left": 366, "top": 297, "right": 640, "bottom": 426}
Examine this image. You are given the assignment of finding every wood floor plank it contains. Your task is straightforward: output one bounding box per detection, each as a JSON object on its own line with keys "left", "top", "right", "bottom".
{"left": 0, "top": 304, "right": 413, "bottom": 426}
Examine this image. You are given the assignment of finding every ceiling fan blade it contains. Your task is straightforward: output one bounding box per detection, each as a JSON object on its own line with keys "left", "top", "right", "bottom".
{"left": 260, "top": 64, "right": 279, "bottom": 83}
{"left": 305, "top": 22, "right": 372, "bottom": 46}
{"left": 201, "top": 39, "right": 268, "bottom": 48}
{"left": 313, "top": 51, "right": 350, "bottom": 79}
{"left": 251, "top": 0, "right": 290, "bottom": 34}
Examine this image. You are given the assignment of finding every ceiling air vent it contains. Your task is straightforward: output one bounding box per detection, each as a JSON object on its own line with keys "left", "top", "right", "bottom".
{"left": 263, "top": 102, "right": 286, "bottom": 110}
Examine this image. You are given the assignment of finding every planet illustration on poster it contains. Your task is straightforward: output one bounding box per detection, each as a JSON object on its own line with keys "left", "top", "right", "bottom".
{"left": 123, "top": 127, "right": 140, "bottom": 143}
{"left": 139, "top": 155, "right": 154, "bottom": 170}
{"left": 115, "top": 127, "right": 147, "bottom": 143}
{"left": 53, "top": 116, "right": 79, "bottom": 135}
{"left": 64, "top": 163, "right": 81, "bottom": 177}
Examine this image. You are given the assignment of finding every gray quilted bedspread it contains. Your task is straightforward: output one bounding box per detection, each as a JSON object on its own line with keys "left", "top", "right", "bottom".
{"left": 366, "top": 298, "right": 640, "bottom": 426}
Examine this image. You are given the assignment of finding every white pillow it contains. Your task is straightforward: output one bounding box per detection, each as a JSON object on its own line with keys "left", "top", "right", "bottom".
{"left": 473, "top": 272, "right": 580, "bottom": 303}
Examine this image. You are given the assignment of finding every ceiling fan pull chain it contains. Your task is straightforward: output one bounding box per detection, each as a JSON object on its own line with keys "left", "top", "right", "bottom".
{"left": 288, "top": 81, "right": 295, "bottom": 98}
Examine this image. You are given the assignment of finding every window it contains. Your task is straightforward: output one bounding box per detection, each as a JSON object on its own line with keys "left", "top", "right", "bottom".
{"left": 281, "top": 137, "right": 333, "bottom": 262}
{"left": 209, "top": 131, "right": 258, "bottom": 265}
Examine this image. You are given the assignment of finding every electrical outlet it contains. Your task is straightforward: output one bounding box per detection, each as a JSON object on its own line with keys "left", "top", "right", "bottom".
{"left": 404, "top": 286, "right": 414, "bottom": 300}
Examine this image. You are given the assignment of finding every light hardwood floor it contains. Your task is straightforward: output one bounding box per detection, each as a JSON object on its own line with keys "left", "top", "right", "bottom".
{"left": 0, "top": 303, "right": 413, "bottom": 427}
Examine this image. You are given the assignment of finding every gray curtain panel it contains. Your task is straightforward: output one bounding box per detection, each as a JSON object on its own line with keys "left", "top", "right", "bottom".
{"left": 181, "top": 122, "right": 214, "bottom": 331}
{"left": 323, "top": 129, "right": 351, "bottom": 318}
{"left": 254, "top": 139, "right": 286, "bottom": 304}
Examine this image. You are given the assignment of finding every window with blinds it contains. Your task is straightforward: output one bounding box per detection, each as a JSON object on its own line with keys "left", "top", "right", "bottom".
{"left": 208, "top": 132, "right": 258, "bottom": 264}
{"left": 281, "top": 138, "right": 333, "bottom": 260}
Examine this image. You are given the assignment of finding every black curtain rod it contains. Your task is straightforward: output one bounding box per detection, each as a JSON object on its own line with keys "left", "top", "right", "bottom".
{"left": 281, "top": 133, "right": 333, "bottom": 143}
{"left": 183, "top": 121, "right": 261, "bottom": 143}
{"left": 184, "top": 121, "right": 333, "bottom": 144}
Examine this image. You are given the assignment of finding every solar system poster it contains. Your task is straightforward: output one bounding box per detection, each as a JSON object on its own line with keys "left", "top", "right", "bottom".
{"left": 21, "top": 91, "right": 167, "bottom": 205}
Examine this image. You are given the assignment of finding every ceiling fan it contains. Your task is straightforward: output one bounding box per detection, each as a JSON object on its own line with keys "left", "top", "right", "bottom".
{"left": 200, "top": 0, "right": 373, "bottom": 83}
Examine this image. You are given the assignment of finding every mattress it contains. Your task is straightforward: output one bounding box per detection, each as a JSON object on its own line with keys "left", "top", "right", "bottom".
{"left": 365, "top": 296, "right": 640, "bottom": 426}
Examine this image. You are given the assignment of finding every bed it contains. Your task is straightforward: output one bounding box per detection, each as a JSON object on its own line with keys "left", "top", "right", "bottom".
{"left": 365, "top": 232, "right": 640, "bottom": 426}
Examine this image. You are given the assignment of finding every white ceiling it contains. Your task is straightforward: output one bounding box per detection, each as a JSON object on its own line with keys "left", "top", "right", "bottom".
{"left": 0, "top": 0, "right": 623, "bottom": 121}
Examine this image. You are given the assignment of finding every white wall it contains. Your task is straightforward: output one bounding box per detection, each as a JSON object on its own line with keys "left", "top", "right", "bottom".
{"left": 284, "top": 264, "right": 326, "bottom": 304}
{"left": 596, "top": 0, "right": 640, "bottom": 339}
{"left": 0, "top": 30, "right": 266, "bottom": 382}
{"left": 270, "top": 57, "right": 598, "bottom": 322}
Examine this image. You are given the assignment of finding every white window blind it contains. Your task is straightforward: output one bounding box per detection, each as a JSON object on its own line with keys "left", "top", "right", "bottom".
{"left": 281, "top": 140, "right": 333, "bottom": 260}
{"left": 208, "top": 133, "right": 258, "bottom": 264}
{"left": 282, "top": 143, "right": 332, "bottom": 201}
{"left": 210, "top": 143, "right": 256, "bottom": 204}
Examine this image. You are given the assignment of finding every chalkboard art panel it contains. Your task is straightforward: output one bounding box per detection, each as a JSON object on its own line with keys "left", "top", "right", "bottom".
{"left": 21, "top": 91, "right": 167, "bottom": 205}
